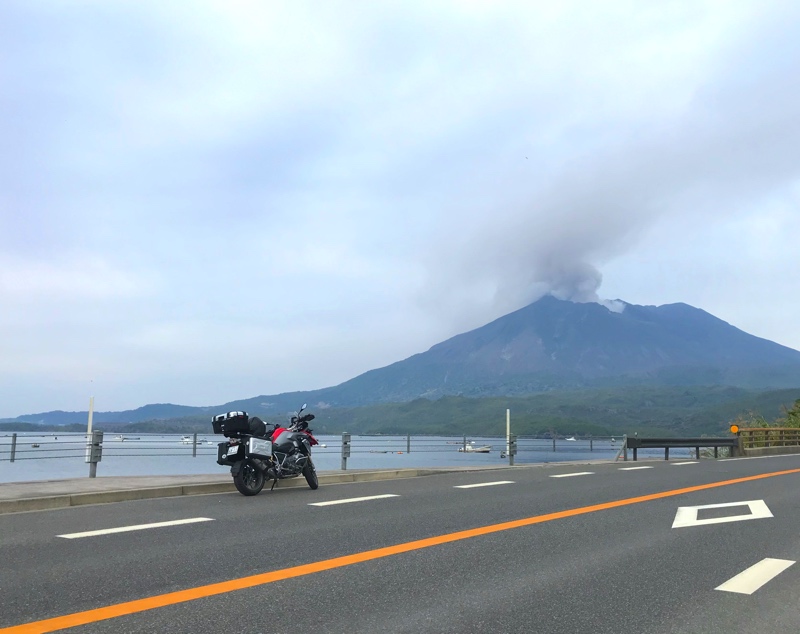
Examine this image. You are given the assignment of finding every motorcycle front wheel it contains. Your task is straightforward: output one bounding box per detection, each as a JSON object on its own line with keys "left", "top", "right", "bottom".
{"left": 233, "top": 459, "right": 265, "bottom": 496}
{"left": 303, "top": 458, "right": 319, "bottom": 490}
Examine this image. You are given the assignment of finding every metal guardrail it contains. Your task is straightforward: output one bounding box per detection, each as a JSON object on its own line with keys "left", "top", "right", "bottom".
{"left": 625, "top": 436, "right": 738, "bottom": 461}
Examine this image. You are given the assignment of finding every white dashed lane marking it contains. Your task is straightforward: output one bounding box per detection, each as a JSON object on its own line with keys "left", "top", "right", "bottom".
{"left": 549, "top": 472, "right": 594, "bottom": 478}
{"left": 716, "top": 558, "right": 795, "bottom": 595}
{"left": 58, "top": 517, "right": 214, "bottom": 539}
{"left": 618, "top": 466, "right": 654, "bottom": 471}
{"left": 455, "top": 481, "right": 515, "bottom": 489}
{"left": 309, "top": 494, "right": 399, "bottom": 507}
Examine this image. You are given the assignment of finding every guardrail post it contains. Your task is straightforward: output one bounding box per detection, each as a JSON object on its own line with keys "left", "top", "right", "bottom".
{"left": 623, "top": 434, "right": 628, "bottom": 461}
{"left": 192, "top": 432, "right": 198, "bottom": 457}
{"left": 462, "top": 435, "right": 467, "bottom": 452}
{"left": 589, "top": 435, "right": 593, "bottom": 452}
{"left": 508, "top": 434, "right": 517, "bottom": 466}
{"left": 664, "top": 447, "right": 669, "bottom": 460}
{"left": 407, "top": 433, "right": 411, "bottom": 453}
{"left": 341, "top": 432, "right": 351, "bottom": 470}
{"left": 86, "top": 430, "right": 103, "bottom": 478}
{"left": 552, "top": 437, "right": 556, "bottom": 452}
{"left": 9, "top": 433, "right": 17, "bottom": 462}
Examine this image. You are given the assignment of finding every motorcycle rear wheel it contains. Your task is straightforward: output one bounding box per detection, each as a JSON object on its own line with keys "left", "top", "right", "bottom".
{"left": 233, "top": 459, "right": 265, "bottom": 496}
{"left": 303, "top": 458, "right": 319, "bottom": 490}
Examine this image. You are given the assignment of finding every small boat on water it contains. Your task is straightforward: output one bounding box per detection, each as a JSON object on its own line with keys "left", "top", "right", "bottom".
{"left": 115, "top": 435, "right": 141, "bottom": 441}
{"left": 458, "top": 444, "right": 491, "bottom": 453}
{"left": 565, "top": 437, "right": 576, "bottom": 442}
{"left": 182, "top": 436, "right": 209, "bottom": 444}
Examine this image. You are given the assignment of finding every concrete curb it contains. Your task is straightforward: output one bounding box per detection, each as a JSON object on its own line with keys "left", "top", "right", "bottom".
{"left": 0, "top": 496, "right": 71, "bottom": 514}
{"left": 0, "top": 466, "right": 508, "bottom": 515}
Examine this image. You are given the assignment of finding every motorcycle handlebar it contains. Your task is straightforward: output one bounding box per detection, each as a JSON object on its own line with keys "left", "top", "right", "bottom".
{"left": 285, "top": 411, "right": 315, "bottom": 432}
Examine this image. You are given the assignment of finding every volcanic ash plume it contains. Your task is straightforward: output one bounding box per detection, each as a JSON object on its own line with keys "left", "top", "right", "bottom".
{"left": 530, "top": 260, "right": 602, "bottom": 303}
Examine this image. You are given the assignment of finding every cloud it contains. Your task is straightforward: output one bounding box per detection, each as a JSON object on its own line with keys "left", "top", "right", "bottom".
{"left": 1, "top": 1, "right": 800, "bottom": 416}
{"left": 0, "top": 254, "right": 155, "bottom": 300}
{"left": 417, "top": 1, "right": 800, "bottom": 328}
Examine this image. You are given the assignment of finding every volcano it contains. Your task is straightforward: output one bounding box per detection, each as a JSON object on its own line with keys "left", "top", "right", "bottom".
{"left": 283, "top": 295, "right": 800, "bottom": 407}
{"left": 9, "top": 296, "right": 800, "bottom": 424}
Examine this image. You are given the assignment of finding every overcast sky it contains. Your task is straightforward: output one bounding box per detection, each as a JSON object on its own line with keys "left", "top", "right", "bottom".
{"left": 2, "top": 1, "right": 799, "bottom": 417}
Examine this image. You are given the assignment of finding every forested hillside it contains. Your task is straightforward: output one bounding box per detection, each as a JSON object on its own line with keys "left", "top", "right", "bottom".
{"left": 11, "top": 386, "right": 793, "bottom": 438}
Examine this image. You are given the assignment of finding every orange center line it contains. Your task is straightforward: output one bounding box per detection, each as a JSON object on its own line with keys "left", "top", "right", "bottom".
{"left": 4, "top": 467, "right": 800, "bottom": 634}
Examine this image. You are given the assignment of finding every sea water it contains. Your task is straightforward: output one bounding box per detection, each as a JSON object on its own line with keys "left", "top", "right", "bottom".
{"left": 0, "top": 433, "right": 682, "bottom": 484}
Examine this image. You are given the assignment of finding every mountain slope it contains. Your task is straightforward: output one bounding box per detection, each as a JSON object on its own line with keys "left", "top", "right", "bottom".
{"left": 6, "top": 296, "right": 800, "bottom": 423}
{"left": 285, "top": 296, "right": 800, "bottom": 407}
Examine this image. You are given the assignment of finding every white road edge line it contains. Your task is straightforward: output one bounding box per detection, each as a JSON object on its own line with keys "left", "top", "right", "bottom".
{"left": 455, "top": 481, "right": 515, "bottom": 489}
{"left": 549, "top": 472, "right": 594, "bottom": 478}
{"left": 309, "top": 494, "right": 399, "bottom": 507}
{"left": 715, "top": 558, "right": 795, "bottom": 595}
{"left": 618, "top": 466, "right": 654, "bottom": 471}
{"left": 672, "top": 461, "right": 698, "bottom": 465}
{"left": 722, "top": 454, "right": 800, "bottom": 462}
{"left": 58, "top": 517, "right": 214, "bottom": 539}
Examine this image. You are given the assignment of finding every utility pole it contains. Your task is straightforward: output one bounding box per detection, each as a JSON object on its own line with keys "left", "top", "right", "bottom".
{"left": 506, "top": 409, "right": 510, "bottom": 455}
{"left": 86, "top": 396, "right": 97, "bottom": 477}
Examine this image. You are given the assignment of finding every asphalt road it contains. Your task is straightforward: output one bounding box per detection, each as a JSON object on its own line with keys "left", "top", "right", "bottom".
{"left": 2, "top": 455, "right": 800, "bottom": 633}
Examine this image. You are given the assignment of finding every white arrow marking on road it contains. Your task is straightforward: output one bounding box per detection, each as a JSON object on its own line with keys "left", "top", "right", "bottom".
{"left": 309, "top": 494, "right": 399, "bottom": 507}
{"left": 455, "top": 481, "right": 515, "bottom": 489}
{"left": 58, "top": 517, "right": 214, "bottom": 539}
{"left": 672, "top": 500, "right": 773, "bottom": 528}
{"left": 618, "top": 466, "right": 654, "bottom": 471}
{"left": 672, "top": 461, "right": 698, "bottom": 465}
{"left": 716, "top": 558, "right": 795, "bottom": 595}
{"left": 549, "top": 472, "right": 594, "bottom": 478}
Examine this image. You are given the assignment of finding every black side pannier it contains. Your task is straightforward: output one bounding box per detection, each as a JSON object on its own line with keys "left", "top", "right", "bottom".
{"left": 211, "top": 411, "right": 249, "bottom": 435}
{"left": 216, "top": 441, "right": 241, "bottom": 465}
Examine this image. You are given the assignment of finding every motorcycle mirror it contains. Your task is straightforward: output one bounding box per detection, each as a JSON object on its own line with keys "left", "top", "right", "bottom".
{"left": 300, "top": 403, "right": 307, "bottom": 412}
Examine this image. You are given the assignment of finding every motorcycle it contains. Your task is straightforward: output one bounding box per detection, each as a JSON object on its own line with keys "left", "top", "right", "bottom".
{"left": 212, "top": 404, "right": 321, "bottom": 496}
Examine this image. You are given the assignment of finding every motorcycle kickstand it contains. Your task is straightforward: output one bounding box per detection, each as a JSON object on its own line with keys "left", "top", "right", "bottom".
{"left": 270, "top": 478, "right": 278, "bottom": 491}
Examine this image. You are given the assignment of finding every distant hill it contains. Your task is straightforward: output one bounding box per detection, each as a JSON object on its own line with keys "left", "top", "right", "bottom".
{"left": 9, "top": 386, "right": 797, "bottom": 438}
{"left": 5, "top": 295, "right": 800, "bottom": 426}
{"left": 1, "top": 403, "right": 212, "bottom": 426}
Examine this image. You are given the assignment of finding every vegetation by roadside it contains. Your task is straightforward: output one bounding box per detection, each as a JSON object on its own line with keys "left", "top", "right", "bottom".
{"left": 729, "top": 398, "right": 800, "bottom": 429}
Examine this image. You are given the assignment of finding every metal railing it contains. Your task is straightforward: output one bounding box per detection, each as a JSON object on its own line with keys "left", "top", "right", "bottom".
{"left": 0, "top": 431, "right": 630, "bottom": 479}
{"left": 738, "top": 427, "right": 800, "bottom": 449}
